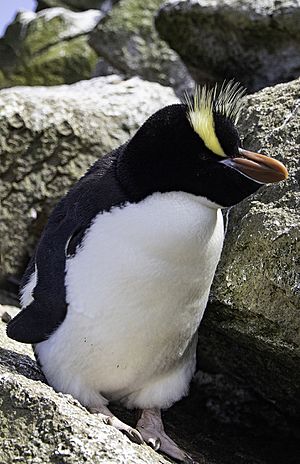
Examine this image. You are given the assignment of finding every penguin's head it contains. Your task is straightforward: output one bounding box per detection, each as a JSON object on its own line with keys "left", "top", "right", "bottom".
{"left": 118, "top": 81, "right": 288, "bottom": 207}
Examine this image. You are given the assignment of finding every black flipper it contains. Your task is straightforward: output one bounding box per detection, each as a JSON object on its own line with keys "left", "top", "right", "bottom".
{"left": 6, "top": 300, "right": 66, "bottom": 343}
{"left": 7, "top": 146, "right": 131, "bottom": 344}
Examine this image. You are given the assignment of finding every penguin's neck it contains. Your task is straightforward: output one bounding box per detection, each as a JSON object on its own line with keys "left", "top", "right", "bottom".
{"left": 116, "top": 145, "right": 222, "bottom": 210}
{"left": 116, "top": 140, "right": 173, "bottom": 201}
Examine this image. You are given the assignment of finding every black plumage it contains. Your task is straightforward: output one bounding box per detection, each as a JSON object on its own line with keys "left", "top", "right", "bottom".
{"left": 7, "top": 103, "right": 263, "bottom": 344}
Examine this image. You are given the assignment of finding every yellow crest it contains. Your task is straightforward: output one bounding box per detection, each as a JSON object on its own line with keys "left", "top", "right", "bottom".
{"left": 185, "top": 81, "right": 245, "bottom": 157}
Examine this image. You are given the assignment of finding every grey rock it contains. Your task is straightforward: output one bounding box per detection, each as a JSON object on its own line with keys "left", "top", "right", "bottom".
{"left": 89, "top": 0, "right": 195, "bottom": 98}
{"left": 0, "top": 75, "right": 178, "bottom": 288}
{"left": 0, "top": 8, "right": 102, "bottom": 88}
{"left": 0, "top": 290, "right": 20, "bottom": 307}
{"left": 36, "top": 0, "right": 118, "bottom": 12}
{"left": 0, "top": 305, "right": 20, "bottom": 323}
{"left": 198, "top": 78, "right": 300, "bottom": 417}
{"left": 92, "top": 57, "right": 122, "bottom": 78}
{"left": 156, "top": 0, "right": 300, "bottom": 92}
{"left": 0, "top": 319, "right": 171, "bottom": 464}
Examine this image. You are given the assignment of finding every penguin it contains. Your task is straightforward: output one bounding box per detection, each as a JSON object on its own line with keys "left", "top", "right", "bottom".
{"left": 7, "top": 81, "right": 288, "bottom": 463}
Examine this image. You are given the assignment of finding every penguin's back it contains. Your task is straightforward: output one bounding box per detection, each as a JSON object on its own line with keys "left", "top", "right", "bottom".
{"left": 31, "top": 191, "right": 224, "bottom": 410}
{"left": 8, "top": 147, "right": 130, "bottom": 343}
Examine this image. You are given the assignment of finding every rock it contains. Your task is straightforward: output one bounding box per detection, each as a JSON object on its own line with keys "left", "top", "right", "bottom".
{"left": 0, "top": 290, "right": 20, "bottom": 307}
{"left": 89, "top": 0, "right": 194, "bottom": 98}
{"left": 92, "top": 57, "right": 121, "bottom": 77}
{"left": 0, "top": 319, "right": 171, "bottom": 464}
{"left": 0, "top": 305, "right": 20, "bottom": 323}
{"left": 0, "top": 8, "right": 101, "bottom": 88}
{"left": 36, "top": 0, "right": 118, "bottom": 12}
{"left": 198, "top": 78, "right": 300, "bottom": 417}
{"left": 0, "top": 75, "right": 178, "bottom": 288}
{"left": 156, "top": 0, "right": 300, "bottom": 92}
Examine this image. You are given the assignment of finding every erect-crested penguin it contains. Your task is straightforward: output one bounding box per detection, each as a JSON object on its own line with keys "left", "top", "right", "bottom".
{"left": 7, "top": 82, "right": 288, "bottom": 463}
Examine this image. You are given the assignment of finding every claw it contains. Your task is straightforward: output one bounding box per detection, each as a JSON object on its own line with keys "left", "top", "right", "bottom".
{"left": 90, "top": 406, "right": 144, "bottom": 445}
{"left": 126, "top": 427, "right": 144, "bottom": 445}
{"left": 148, "top": 437, "right": 161, "bottom": 451}
{"left": 108, "top": 415, "right": 144, "bottom": 444}
{"left": 136, "top": 408, "right": 197, "bottom": 463}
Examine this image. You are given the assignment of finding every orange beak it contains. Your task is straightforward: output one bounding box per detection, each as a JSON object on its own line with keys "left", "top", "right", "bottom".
{"left": 222, "top": 148, "right": 288, "bottom": 184}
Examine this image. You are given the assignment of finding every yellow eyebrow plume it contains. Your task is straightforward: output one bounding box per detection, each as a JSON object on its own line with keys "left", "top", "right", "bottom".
{"left": 185, "top": 81, "right": 245, "bottom": 157}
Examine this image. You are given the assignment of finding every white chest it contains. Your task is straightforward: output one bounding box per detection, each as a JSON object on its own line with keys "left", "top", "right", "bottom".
{"left": 35, "top": 191, "right": 224, "bottom": 406}
{"left": 66, "top": 191, "right": 223, "bottom": 336}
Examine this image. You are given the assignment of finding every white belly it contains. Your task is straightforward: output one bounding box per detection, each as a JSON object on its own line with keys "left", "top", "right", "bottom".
{"left": 35, "top": 191, "right": 224, "bottom": 409}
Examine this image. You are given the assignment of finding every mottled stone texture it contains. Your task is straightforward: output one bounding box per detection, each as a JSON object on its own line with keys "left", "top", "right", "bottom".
{"left": 89, "top": 0, "right": 194, "bottom": 97}
{"left": 0, "top": 76, "right": 178, "bottom": 288}
{"left": 156, "top": 0, "right": 300, "bottom": 92}
{"left": 0, "top": 8, "right": 101, "bottom": 88}
{"left": 198, "top": 78, "right": 300, "bottom": 417}
{"left": 0, "top": 318, "right": 171, "bottom": 464}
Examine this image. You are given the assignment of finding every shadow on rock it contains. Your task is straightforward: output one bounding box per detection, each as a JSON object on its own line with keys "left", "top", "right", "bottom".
{"left": 0, "top": 347, "right": 45, "bottom": 382}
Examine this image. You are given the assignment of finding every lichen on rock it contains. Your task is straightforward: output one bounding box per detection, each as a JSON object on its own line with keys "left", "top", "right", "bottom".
{"left": 156, "top": 0, "right": 300, "bottom": 91}
{"left": 89, "top": 0, "right": 194, "bottom": 97}
{"left": 0, "top": 8, "right": 102, "bottom": 88}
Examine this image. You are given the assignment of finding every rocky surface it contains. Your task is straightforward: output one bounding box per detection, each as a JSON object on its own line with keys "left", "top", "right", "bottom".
{"left": 0, "top": 316, "right": 172, "bottom": 464}
{"left": 89, "top": 0, "right": 194, "bottom": 98}
{"left": 0, "top": 8, "right": 101, "bottom": 88}
{"left": 0, "top": 2, "right": 299, "bottom": 463}
{"left": 0, "top": 76, "right": 178, "bottom": 289}
{"left": 198, "top": 78, "right": 300, "bottom": 417}
{"left": 0, "top": 304, "right": 20, "bottom": 323}
{"left": 156, "top": 0, "right": 300, "bottom": 92}
{"left": 1, "top": 308, "right": 299, "bottom": 464}
{"left": 36, "top": 0, "right": 118, "bottom": 12}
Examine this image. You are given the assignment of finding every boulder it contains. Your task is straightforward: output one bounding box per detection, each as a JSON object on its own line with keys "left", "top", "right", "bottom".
{"left": 0, "top": 8, "right": 101, "bottom": 88}
{"left": 0, "top": 316, "right": 171, "bottom": 464}
{"left": 198, "top": 78, "right": 300, "bottom": 417}
{"left": 156, "top": 0, "right": 300, "bottom": 92}
{"left": 0, "top": 75, "right": 178, "bottom": 289}
{"left": 89, "top": 0, "right": 194, "bottom": 98}
{"left": 36, "top": 0, "right": 118, "bottom": 12}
